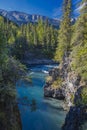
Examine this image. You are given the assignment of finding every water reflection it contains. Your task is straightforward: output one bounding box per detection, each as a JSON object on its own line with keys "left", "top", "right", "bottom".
{"left": 30, "top": 99, "right": 37, "bottom": 112}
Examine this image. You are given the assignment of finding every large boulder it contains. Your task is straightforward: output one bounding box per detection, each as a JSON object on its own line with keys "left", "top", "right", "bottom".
{"left": 44, "top": 82, "right": 65, "bottom": 100}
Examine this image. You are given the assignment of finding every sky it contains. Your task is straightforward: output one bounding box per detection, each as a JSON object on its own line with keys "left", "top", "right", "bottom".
{"left": 0, "top": 0, "right": 81, "bottom": 18}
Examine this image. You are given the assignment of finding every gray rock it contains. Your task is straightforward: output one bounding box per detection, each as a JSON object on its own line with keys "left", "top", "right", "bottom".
{"left": 44, "top": 83, "right": 65, "bottom": 100}
{"left": 62, "top": 106, "right": 87, "bottom": 130}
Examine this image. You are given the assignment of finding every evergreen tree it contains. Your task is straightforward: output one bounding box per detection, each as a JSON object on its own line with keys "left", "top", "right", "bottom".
{"left": 37, "top": 19, "right": 44, "bottom": 46}
{"left": 0, "top": 16, "right": 27, "bottom": 100}
{"left": 71, "top": 0, "right": 87, "bottom": 81}
{"left": 0, "top": 21, "right": 8, "bottom": 67}
{"left": 8, "top": 30, "right": 15, "bottom": 44}
{"left": 46, "top": 26, "right": 51, "bottom": 51}
{"left": 55, "top": 0, "right": 72, "bottom": 61}
{"left": 33, "top": 25, "right": 38, "bottom": 46}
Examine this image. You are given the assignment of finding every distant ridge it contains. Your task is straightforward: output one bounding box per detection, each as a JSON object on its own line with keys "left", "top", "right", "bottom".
{"left": 0, "top": 9, "right": 60, "bottom": 27}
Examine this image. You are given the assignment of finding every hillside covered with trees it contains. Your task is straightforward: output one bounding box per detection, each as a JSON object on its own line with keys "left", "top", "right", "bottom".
{"left": 0, "top": 16, "right": 58, "bottom": 60}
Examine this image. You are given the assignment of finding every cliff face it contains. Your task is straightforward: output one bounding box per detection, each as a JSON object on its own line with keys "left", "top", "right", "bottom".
{"left": 0, "top": 97, "right": 22, "bottom": 130}
{"left": 44, "top": 54, "right": 87, "bottom": 129}
{"left": 44, "top": 55, "right": 80, "bottom": 107}
{"left": 44, "top": 68, "right": 65, "bottom": 100}
{"left": 62, "top": 106, "right": 87, "bottom": 130}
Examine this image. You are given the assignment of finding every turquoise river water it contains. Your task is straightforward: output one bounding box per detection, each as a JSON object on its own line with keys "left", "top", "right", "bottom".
{"left": 16, "top": 65, "right": 66, "bottom": 130}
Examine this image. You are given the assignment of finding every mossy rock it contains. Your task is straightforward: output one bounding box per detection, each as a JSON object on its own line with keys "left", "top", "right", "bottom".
{"left": 46, "top": 76, "right": 52, "bottom": 82}
{"left": 75, "top": 86, "right": 87, "bottom": 106}
{"left": 52, "top": 77, "right": 63, "bottom": 89}
{"left": 81, "top": 87, "right": 87, "bottom": 105}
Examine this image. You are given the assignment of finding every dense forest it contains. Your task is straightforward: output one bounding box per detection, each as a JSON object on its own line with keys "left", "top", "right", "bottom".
{"left": 54, "top": 0, "right": 87, "bottom": 102}
{"left": 0, "top": 0, "right": 87, "bottom": 129}
{"left": 0, "top": 15, "right": 58, "bottom": 91}
{"left": 0, "top": 16, "right": 58, "bottom": 60}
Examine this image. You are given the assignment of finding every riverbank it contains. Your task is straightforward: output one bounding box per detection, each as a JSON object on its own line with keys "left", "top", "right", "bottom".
{"left": 43, "top": 59, "right": 87, "bottom": 129}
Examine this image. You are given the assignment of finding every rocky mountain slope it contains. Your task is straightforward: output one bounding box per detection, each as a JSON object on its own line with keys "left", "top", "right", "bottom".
{"left": 0, "top": 9, "right": 60, "bottom": 27}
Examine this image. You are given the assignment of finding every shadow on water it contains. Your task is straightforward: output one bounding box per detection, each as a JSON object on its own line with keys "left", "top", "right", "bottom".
{"left": 17, "top": 97, "right": 37, "bottom": 112}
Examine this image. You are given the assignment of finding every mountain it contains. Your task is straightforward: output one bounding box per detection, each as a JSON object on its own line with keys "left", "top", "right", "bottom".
{"left": 0, "top": 9, "right": 60, "bottom": 27}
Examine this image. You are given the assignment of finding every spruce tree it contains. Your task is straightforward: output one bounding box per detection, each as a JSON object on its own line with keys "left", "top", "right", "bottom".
{"left": 55, "top": 0, "right": 72, "bottom": 61}
{"left": 37, "top": 19, "right": 44, "bottom": 45}
{"left": 0, "top": 21, "right": 8, "bottom": 67}
{"left": 71, "top": 0, "right": 87, "bottom": 81}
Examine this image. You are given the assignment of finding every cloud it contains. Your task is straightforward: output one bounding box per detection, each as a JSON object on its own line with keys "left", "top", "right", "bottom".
{"left": 52, "top": 0, "right": 86, "bottom": 18}
{"left": 76, "top": 2, "right": 87, "bottom": 11}
{"left": 52, "top": 7, "right": 62, "bottom": 19}
{"left": 53, "top": 0, "right": 81, "bottom": 18}
{"left": 74, "top": 6, "right": 80, "bottom": 15}
{"left": 74, "top": 2, "right": 87, "bottom": 16}
{"left": 72, "top": 0, "right": 81, "bottom": 16}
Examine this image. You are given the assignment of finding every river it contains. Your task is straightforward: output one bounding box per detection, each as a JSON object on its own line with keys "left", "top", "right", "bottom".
{"left": 16, "top": 65, "right": 66, "bottom": 130}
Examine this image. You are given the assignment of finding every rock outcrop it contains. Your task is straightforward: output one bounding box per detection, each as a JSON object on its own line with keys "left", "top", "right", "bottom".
{"left": 0, "top": 98, "right": 22, "bottom": 130}
{"left": 62, "top": 106, "right": 87, "bottom": 130}
{"left": 44, "top": 68, "right": 65, "bottom": 99}
{"left": 44, "top": 53, "right": 87, "bottom": 129}
{"left": 44, "top": 84, "right": 65, "bottom": 100}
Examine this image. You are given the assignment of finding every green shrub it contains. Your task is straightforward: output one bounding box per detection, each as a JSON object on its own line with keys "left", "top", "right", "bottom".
{"left": 81, "top": 87, "right": 87, "bottom": 105}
